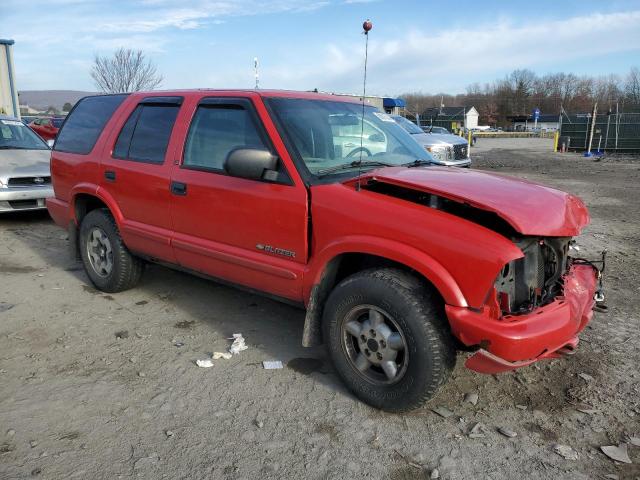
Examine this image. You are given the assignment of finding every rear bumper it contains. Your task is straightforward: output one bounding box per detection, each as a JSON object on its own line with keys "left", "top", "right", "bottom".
{"left": 0, "top": 186, "right": 54, "bottom": 212}
{"left": 446, "top": 264, "right": 598, "bottom": 374}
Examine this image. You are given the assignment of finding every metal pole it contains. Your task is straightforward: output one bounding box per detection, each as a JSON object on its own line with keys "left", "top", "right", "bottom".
{"left": 604, "top": 113, "right": 610, "bottom": 152}
{"left": 254, "top": 57, "right": 259, "bottom": 89}
{"left": 615, "top": 102, "right": 619, "bottom": 151}
{"left": 585, "top": 102, "right": 597, "bottom": 156}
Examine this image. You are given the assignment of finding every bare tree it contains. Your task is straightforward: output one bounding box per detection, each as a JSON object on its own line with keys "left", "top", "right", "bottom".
{"left": 91, "top": 48, "right": 163, "bottom": 93}
{"left": 625, "top": 66, "right": 640, "bottom": 105}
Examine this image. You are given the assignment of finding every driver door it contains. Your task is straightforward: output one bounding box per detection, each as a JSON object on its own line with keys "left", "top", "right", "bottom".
{"left": 168, "top": 96, "right": 309, "bottom": 301}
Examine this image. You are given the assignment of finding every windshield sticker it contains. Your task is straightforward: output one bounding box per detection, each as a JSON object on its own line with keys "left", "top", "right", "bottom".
{"left": 373, "top": 112, "right": 395, "bottom": 123}
{"left": 1, "top": 120, "right": 23, "bottom": 126}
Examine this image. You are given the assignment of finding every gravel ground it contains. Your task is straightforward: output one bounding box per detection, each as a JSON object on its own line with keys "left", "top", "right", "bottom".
{"left": 1, "top": 138, "right": 639, "bottom": 479}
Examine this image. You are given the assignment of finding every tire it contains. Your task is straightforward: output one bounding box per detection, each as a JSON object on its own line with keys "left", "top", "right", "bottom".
{"left": 323, "top": 268, "right": 455, "bottom": 412}
{"left": 79, "top": 208, "right": 144, "bottom": 293}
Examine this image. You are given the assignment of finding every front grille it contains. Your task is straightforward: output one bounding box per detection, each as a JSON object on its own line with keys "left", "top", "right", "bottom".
{"left": 453, "top": 144, "right": 468, "bottom": 160}
{"left": 8, "top": 200, "right": 39, "bottom": 209}
{"left": 7, "top": 176, "right": 51, "bottom": 187}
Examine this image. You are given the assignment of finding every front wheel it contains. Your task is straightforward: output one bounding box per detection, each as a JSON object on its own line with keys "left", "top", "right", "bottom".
{"left": 79, "top": 208, "right": 144, "bottom": 293}
{"left": 323, "top": 268, "right": 455, "bottom": 412}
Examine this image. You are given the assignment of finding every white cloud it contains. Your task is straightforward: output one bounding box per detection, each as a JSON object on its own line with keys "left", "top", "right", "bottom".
{"left": 255, "top": 10, "right": 640, "bottom": 94}
{"left": 101, "top": 1, "right": 331, "bottom": 33}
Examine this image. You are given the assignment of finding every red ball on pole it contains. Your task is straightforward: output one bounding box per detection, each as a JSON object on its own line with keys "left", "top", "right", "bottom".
{"left": 363, "top": 19, "right": 372, "bottom": 33}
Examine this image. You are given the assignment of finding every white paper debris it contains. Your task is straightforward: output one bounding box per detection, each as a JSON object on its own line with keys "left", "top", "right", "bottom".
{"left": 554, "top": 444, "right": 579, "bottom": 460}
{"left": 464, "top": 392, "right": 479, "bottom": 405}
{"left": 196, "top": 359, "right": 214, "bottom": 368}
{"left": 431, "top": 406, "right": 454, "bottom": 418}
{"left": 578, "top": 372, "right": 594, "bottom": 382}
{"left": 213, "top": 352, "right": 232, "bottom": 360}
{"left": 228, "top": 333, "right": 248, "bottom": 355}
{"left": 601, "top": 444, "right": 632, "bottom": 464}
{"left": 629, "top": 436, "right": 640, "bottom": 447}
{"left": 262, "top": 360, "right": 283, "bottom": 370}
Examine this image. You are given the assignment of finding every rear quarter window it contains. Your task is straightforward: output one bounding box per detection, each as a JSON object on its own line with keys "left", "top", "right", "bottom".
{"left": 54, "top": 94, "right": 128, "bottom": 154}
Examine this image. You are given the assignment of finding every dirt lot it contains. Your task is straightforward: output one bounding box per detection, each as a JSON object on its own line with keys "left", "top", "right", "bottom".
{"left": 1, "top": 138, "right": 639, "bottom": 479}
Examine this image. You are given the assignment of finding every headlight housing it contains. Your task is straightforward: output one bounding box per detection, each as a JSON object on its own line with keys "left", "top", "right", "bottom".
{"left": 426, "top": 144, "right": 453, "bottom": 162}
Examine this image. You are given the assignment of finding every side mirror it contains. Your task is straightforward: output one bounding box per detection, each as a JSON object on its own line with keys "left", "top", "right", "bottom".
{"left": 224, "top": 148, "right": 278, "bottom": 181}
{"left": 46, "top": 139, "right": 55, "bottom": 148}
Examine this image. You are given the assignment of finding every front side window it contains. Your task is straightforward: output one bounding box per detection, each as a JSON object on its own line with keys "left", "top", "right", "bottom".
{"left": 183, "top": 103, "right": 268, "bottom": 171}
{"left": 54, "top": 94, "right": 128, "bottom": 154}
{"left": 267, "top": 98, "right": 434, "bottom": 177}
{"left": 114, "top": 104, "right": 179, "bottom": 164}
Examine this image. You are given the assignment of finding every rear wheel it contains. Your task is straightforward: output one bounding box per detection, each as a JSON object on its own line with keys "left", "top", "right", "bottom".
{"left": 79, "top": 209, "right": 144, "bottom": 293}
{"left": 323, "top": 268, "right": 455, "bottom": 412}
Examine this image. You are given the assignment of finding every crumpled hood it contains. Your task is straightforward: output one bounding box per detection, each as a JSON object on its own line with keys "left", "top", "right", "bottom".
{"left": 359, "top": 166, "right": 590, "bottom": 236}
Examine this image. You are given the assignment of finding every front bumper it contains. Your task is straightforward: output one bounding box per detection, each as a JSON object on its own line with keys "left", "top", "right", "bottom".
{"left": 446, "top": 264, "right": 598, "bottom": 374}
{"left": 0, "top": 186, "right": 54, "bottom": 212}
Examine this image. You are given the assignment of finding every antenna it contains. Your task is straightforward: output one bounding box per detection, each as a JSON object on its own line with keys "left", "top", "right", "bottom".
{"left": 356, "top": 19, "right": 372, "bottom": 192}
{"left": 254, "top": 57, "right": 259, "bottom": 89}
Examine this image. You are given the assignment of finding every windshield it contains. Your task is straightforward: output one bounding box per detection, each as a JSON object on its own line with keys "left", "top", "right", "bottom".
{"left": 429, "top": 126, "right": 449, "bottom": 134}
{"left": 391, "top": 115, "right": 424, "bottom": 135}
{"left": 0, "top": 119, "right": 49, "bottom": 150}
{"left": 268, "top": 99, "right": 432, "bottom": 176}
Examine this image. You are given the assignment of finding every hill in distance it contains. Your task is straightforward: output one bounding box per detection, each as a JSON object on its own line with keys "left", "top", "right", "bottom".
{"left": 18, "top": 90, "right": 95, "bottom": 111}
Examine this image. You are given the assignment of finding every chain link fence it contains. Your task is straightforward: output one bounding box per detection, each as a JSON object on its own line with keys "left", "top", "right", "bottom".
{"left": 560, "top": 112, "right": 640, "bottom": 153}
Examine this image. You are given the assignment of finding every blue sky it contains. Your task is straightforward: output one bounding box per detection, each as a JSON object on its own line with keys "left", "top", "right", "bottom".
{"left": 4, "top": 0, "right": 640, "bottom": 95}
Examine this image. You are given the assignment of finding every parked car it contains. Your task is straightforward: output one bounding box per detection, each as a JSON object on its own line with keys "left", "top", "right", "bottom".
{"left": 28, "top": 117, "right": 64, "bottom": 141}
{"left": 0, "top": 115, "right": 53, "bottom": 213}
{"left": 48, "top": 91, "right": 600, "bottom": 412}
{"left": 392, "top": 115, "right": 471, "bottom": 167}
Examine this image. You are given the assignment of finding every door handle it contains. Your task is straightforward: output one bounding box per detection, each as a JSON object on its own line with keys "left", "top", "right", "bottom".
{"left": 104, "top": 171, "right": 116, "bottom": 182}
{"left": 170, "top": 181, "right": 187, "bottom": 196}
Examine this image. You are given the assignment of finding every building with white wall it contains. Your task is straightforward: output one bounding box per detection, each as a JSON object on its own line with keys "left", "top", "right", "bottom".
{"left": 0, "top": 39, "right": 20, "bottom": 118}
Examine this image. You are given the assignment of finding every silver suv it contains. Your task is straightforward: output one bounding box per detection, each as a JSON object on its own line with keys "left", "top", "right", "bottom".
{"left": 392, "top": 115, "right": 471, "bottom": 167}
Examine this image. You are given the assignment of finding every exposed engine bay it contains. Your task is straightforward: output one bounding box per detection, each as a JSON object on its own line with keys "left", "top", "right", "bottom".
{"left": 494, "top": 237, "right": 571, "bottom": 314}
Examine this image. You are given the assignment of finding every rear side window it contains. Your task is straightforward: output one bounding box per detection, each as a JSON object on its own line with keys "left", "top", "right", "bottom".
{"left": 54, "top": 95, "right": 127, "bottom": 154}
{"left": 183, "top": 104, "right": 267, "bottom": 171}
{"left": 114, "top": 104, "right": 180, "bottom": 164}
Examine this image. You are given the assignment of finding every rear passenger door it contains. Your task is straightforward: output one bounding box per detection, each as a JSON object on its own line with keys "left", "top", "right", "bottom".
{"left": 100, "top": 96, "right": 182, "bottom": 263}
{"left": 168, "top": 96, "right": 308, "bottom": 301}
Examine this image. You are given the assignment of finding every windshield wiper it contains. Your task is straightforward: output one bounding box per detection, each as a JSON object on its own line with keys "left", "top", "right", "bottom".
{"left": 403, "top": 159, "right": 437, "bottom": 168}
{"left": 316, "top": 160, "right": 396, "bottom": 177}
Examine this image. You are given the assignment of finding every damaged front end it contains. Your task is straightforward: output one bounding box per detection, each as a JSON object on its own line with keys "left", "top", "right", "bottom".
{"left": 448, "top": 238, "right": 604, "bottom": 374}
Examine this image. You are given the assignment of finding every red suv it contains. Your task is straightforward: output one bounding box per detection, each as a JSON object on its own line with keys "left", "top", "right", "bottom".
{"left": 47, "top": 91, "right": 600, "bottom": 411}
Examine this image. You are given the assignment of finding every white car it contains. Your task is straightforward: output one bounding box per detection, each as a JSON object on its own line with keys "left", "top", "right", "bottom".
{"left": 0, "top": 115, "right": 53, "bottom": 213}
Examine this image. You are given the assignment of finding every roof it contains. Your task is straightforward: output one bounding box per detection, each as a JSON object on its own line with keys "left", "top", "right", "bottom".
{"left": 118, "top": 89, "right": 366, "bottom": 104}
{"left": 421, "top": 106, "right": 475, "bottom": 119}
{"left": 0, "top": 39, "right": 15, "bottom": 45}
